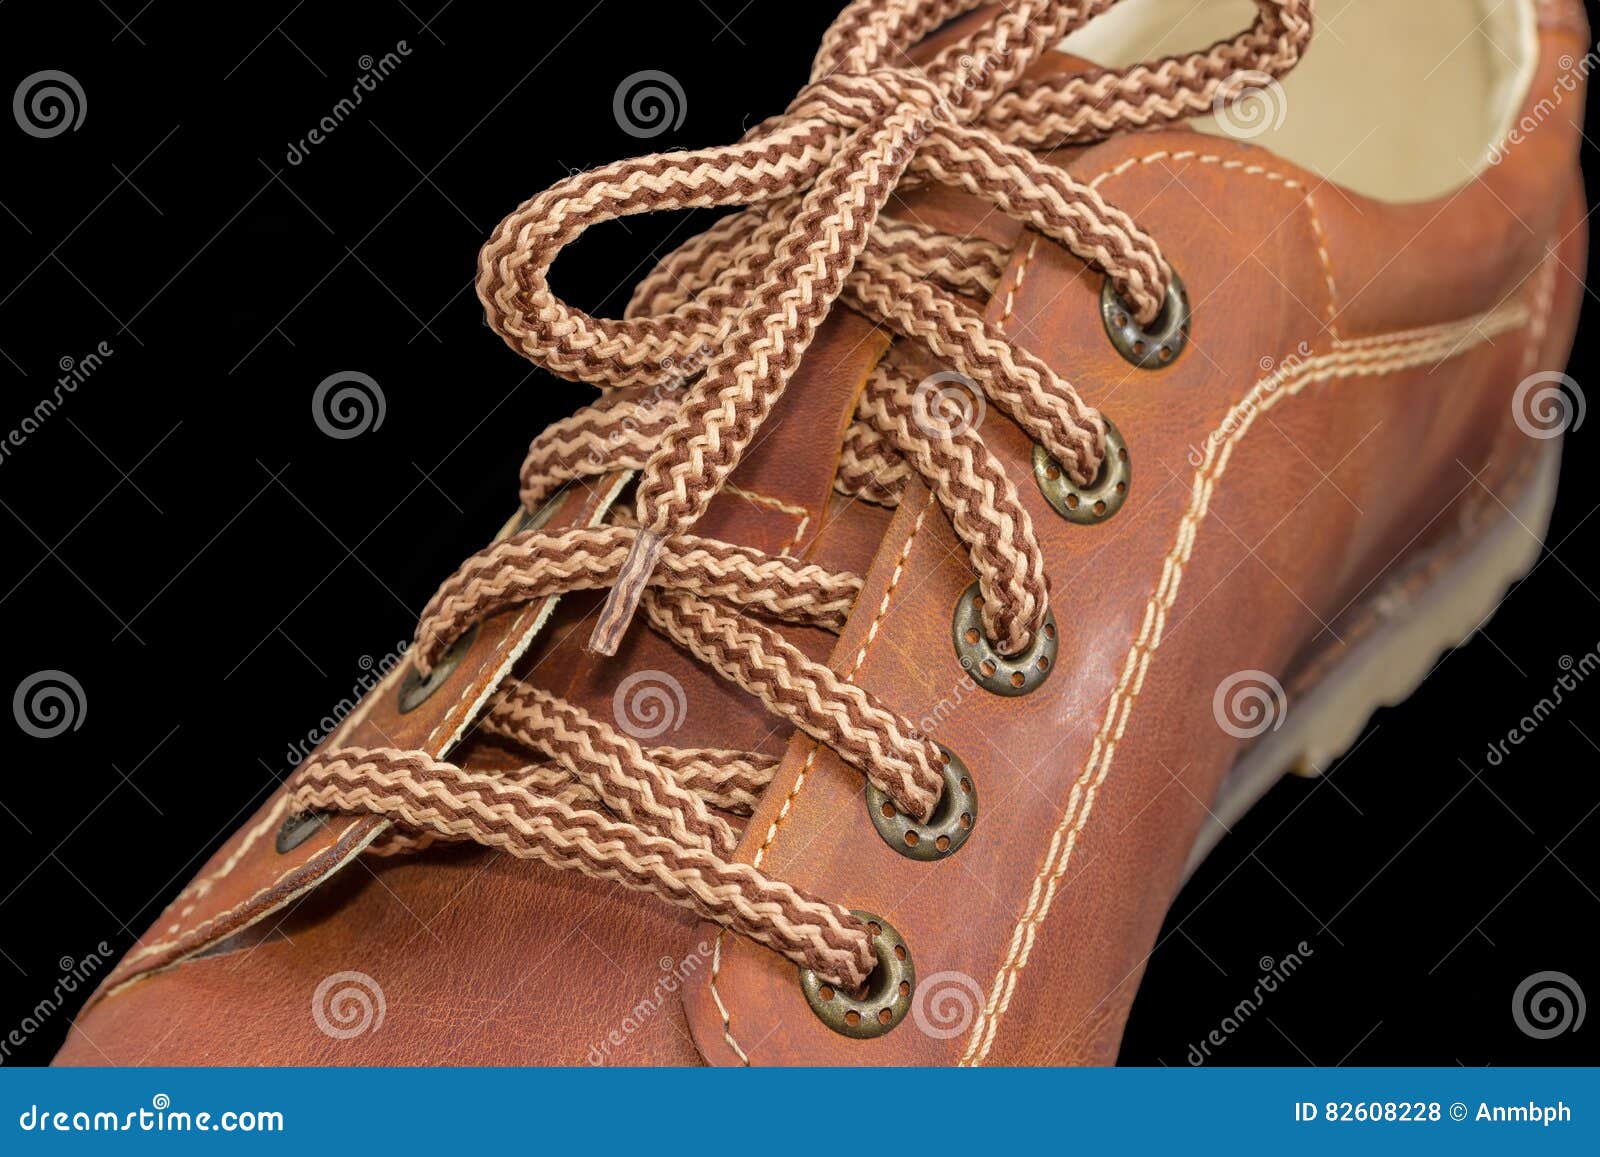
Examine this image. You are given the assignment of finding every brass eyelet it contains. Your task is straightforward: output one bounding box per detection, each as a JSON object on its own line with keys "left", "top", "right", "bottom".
{"left": 275, "top": 810, "right": 327, "bottom": 854}
{"left": 1033, "top": 418, "right": 1130, "bottom": 526}
{"left": 1102, "top": 269, "right": 1189, "bottom": 368}
{"left": 866, "top": 745, "right": 976, "bottom": 861}
{"left": 397, "top": 623, "right": 479, "bottom": 715}
{"left": 951, "top": 581, "right": 1057, "bottom": 697}
{"left": 799, "top": 911, "right": 914, "bottom": 1039}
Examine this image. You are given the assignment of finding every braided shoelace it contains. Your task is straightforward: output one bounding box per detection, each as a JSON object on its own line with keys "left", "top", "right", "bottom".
{"left": 289, "top": 0, "right": 1313, "bottom": 992}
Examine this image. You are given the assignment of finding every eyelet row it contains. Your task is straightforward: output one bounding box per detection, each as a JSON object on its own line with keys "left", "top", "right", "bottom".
{"left": 806, "top": 271, "right": 1185, "bottom": 1038}
{"left": 974, "top": 268, "right": 1182, "bottom": 698}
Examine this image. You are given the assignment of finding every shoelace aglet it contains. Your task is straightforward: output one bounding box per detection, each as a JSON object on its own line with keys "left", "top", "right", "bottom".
{"left": 588, "top": 529, "right": 666, "bottom": 655}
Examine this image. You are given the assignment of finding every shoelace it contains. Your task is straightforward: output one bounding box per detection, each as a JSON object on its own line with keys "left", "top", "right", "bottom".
{"left": 290, "top": 0, "right": 1313, "bottom": 992}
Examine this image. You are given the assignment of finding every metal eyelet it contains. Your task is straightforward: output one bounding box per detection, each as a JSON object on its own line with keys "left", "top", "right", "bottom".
{"left": 275, "top": 810, "right": 327, "bottom": 854}
{"left": 799, "top": 911, "right": 914, "bottom": 1039}
{"left": 397, "top": 623, "right": 479, "bottom": 715}
{"left": 1102, "top": 270, "right": 1189, "bottom": 368}
{"left": 865, "top": 745, "right": 976, "bottom": 861}
{"left": 1033, "top": 418, "right": 1130, "bottom": 525}
{"left": 951, "top": 581, "right": 1057, "bottom": 697}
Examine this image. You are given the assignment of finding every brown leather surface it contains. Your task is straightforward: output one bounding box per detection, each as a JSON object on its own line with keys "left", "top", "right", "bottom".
{"left": 682, "top": 11, "right": 1590, "bottom": 1065}
{"left": 60, "top": 306, "right": 893, "bottom": 1067}
{"left": 58, "top": 7, "right": 1589, "bottom": 1066}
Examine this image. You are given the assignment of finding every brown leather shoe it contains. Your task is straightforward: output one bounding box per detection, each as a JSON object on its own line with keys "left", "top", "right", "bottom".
{"left": 58, "top": 0, "right": 1587, "bottom": 1066}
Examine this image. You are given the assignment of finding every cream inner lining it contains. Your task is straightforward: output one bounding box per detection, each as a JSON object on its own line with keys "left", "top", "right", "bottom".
{"left": 1059, "top": 0, "right": 1538, "bottom": 202}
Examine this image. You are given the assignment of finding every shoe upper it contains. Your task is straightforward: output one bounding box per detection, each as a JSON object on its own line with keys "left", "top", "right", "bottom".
{"left": 58, "top": 0, "right": 1589, "bottom": 1066}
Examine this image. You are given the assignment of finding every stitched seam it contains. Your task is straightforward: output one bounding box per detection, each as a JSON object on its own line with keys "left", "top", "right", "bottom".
{"left": 724, "top": 482, "right": 811, "bottom": 521}
{"left": 960, "top": 290, "right": 1535, "bottom": 1065}
{"left": 115, "top": 813, "right": 387, "bottom": 977}
{"left": 1001, "top": 237, "right": 1041, "bottom": 325}
{"left": 126, "top": 600, "right": 526, "bottom": 968}
{"left": 714, "top": 232, "right": 1046, "bottom": 1064}
{"left": 155, "top": 655, "right": 409, "bottom": 920}
{"left": 712, "top": 490, "right": 937, "bottom": 1065}
{"left": 1091, "top": 150, "right": 1342, "bottom": 336}
{"left": 724, "top": 483, "right": 814, "bottom": 556}
{"left": 168, "top": 797, "right": 295, "bottom": 929}
{"left": 1288, "top": 247, "right": 1558, "bottom": 700}
{"left": 426, "top": 602, "right": 541, "bottom": 752}
{"left": 128, "top": 484, "right": 631, "bottom": 975}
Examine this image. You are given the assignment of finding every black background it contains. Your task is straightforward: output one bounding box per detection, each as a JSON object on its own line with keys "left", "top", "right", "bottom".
{"left": 1, "top": 1, "right": 1595, "bottom": 1067}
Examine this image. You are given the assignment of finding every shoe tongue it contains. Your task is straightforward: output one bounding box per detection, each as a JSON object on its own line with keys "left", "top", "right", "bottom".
{"left": 484, "top": 306, "right": 894, "bottom": 768}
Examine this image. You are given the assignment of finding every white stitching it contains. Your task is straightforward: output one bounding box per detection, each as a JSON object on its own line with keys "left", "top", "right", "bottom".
{"left": 960, "top": 290, "right": 1536, "bottom": 1065}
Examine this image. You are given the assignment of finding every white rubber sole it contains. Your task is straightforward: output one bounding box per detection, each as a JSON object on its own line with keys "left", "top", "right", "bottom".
{"left": 1184, "top": 442, "right": 1564, "bottom": 876}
